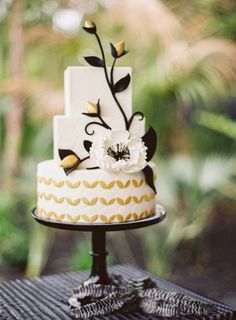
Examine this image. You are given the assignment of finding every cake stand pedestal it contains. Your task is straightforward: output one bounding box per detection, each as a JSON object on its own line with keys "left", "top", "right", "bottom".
{"left": 32, "top": 204, "right": 166, "bottom": 285}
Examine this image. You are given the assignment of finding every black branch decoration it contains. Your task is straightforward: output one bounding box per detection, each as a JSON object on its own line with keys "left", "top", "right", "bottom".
{"left": 127, "top": 111, "right": 144, "bottom": 130}
{"left": 82, "top": 99, "right": 111, "bottom": 135}
{"left": 83, "top": 22, "right": 135, "bottom": 131}
{"left": 81, "top": 21, "right": 158, "bottom": 188}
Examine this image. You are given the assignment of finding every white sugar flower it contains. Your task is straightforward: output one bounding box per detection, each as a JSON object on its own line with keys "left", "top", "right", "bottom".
{"left": 89, "top": 130, "right": 147, "bottom": 173}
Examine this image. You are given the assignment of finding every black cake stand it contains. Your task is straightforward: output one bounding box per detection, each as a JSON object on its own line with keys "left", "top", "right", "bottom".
{"left": 32, "top": 204, "right": 166, "bottom": 285}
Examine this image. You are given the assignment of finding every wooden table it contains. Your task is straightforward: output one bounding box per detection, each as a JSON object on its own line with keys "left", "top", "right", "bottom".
{"left": 0, "top": 265, "right": 235, "bottom": 319}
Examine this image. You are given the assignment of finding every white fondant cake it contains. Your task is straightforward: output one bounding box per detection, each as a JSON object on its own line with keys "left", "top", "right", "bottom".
{"left": 37, "top": 160, "right": 155, "bottom": 223}
{"left": 36, "top": 21, "right": 157, "bottom": 224}
{"left": 65, "top": 66, "right": 132, "bottom": 118}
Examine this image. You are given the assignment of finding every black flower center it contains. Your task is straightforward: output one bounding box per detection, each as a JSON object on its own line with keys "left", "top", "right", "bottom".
{"left": 107, "top": 143, "right": 130, "bottom": 161}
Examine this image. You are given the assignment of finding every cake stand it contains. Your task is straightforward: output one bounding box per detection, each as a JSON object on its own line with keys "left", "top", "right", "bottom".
{"left": 32, "top": 204, "right": 166, "bottom": 285}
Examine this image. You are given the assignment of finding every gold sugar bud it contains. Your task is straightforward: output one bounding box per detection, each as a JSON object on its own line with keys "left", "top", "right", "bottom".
{"left": 83, "top": 21, "right": 96, "bottom": 34}
{"left": 60, "top": 155, "right": 80, "bottom": 169}
{"left": 85, "top": 21, "right": 95, "bottom": 28}
{"left": 87, "top": 101, "right": 98, "bottom": 114}
{"left": 115, "top": 41, "right": 125, "bottom": 57}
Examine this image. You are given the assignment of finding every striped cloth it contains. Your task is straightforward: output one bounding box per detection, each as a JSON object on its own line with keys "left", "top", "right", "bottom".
{"left": 0, "top": 265, "right": 235, "bottom": 319}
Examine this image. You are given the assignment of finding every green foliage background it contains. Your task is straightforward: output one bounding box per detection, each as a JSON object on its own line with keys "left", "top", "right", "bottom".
{"left": 0, "top": 0, "right": 235, "bottom": 298}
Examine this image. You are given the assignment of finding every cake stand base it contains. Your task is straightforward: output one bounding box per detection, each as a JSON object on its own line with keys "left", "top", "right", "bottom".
{"left": 32, "top": 204, "right": 166, "bottom": 285}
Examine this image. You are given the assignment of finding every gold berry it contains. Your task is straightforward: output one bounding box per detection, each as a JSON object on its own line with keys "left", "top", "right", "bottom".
{"left": 87, "top": 101, "right": 98, "bottom": 114}
{"left": 84, "top": 21, "right": 96, "bottom": 29}
{"left": 115, "top": 41, "right": 125, "bottom": 57}
{"left": 60, "top": 155, "right": 80, "bottom": 169}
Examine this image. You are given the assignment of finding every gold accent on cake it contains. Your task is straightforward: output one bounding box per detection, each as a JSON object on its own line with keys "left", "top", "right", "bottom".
{"left": 37, "top": 192, "right": 154, "bottom": 205}
{"left": 82, "top": 181, "right": 98, "bottom": 188}
{"left": 37, "top": 192, "right": 65, "bottom": 204}
{"left": 84, "top": 20, "right": 96, "bottom": 28}
{"left": 66, "top": 180, "right": 81, "bottom": 188}
{"left": 100, "top": 198, "right": 116, "bottom": 205}
{"left": 125, "top": 213, "right": 132, "bottom": 221}
{"left": 37, "top": 177, "right": 52, "bottom": 185}
{"left": 67, "top": 214, "right": 81, "bottom": 223}
{"left": 54, "top": 213, "right": 65, "bottom": 221}
{"left": 132, "top": 178, "right": 144, "bottom": 187}
{"left": 100, "top": 215, "right": 108, "bottom": 223}
{"left": 87, "top": 101, "right": 99, "bottom": 114}
{"left": 82, "top": 197, "right": 98, "bottom": 206}
{"left": 116, "top": 180, "right": 130, "bottom": 188}
{"left": 109, "top": 215, "right": 116, "bottom": 223}
{"left": 117, "top": 196, "right": 132, "bottom": 205}
{"left": 53, "top": 180, "right": 64, "bottom": 187}
{"left": 117, "top": 214, "right": 124, "bottom": 222}
{"left": 37, "top": 176, "right": 147, "bottom": 189}
{"left": 60, "top": 155, "right": 80, "bottom": 169}
{"left": 37, "top": 207, "right": 155, "bottom": 223}
{"left": 133, "top": 195, "right": 143, "bottom": 204}
{"left": 99, "top": 181, "right": 115, "bottom": 189}
{"left": 66, "top": 198, "right": 81, "bottom": 206}
{"left": 133, "top": 213, "right": 138, "bottom": 220}
{"left": 115, "top": 41, "right": 125, "bottom": 57}
{"left": 52, "top": 195, "right": 64, "bottom": 204}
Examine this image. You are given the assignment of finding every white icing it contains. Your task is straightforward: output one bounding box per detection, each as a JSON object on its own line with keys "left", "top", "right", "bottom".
{"left": 64, "top": 66, "right": 132, "bottom": 118}
{"left": 90, "top": 130, "right": 147, "bottom": 173}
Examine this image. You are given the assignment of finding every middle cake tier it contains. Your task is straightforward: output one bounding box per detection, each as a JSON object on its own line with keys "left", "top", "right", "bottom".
{"left": 53, "top": 115, "right": 145, "bottom": 167}
{"left": 37, "top": 160, "right": 156, "bottom": 224}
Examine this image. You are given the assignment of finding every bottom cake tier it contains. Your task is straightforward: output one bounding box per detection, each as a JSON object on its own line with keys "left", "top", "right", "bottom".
{"left": 36, "top": 160, "right": 156, "bottom": 224}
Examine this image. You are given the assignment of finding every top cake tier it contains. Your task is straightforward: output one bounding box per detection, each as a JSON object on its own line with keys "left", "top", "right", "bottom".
{"left": 64, "top": 66, "right": 132, "bottom": 118}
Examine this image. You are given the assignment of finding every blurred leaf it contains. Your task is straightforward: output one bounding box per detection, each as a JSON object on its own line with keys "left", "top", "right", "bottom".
{"left": 143, "top": 154, "right": 233, "bottom": 276}
{"left": 196, "top": 110, "right": 236, "bottom": 140}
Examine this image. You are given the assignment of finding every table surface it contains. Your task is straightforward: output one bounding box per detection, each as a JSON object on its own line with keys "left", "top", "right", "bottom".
{"left": 0, "top": 264, "right": 235, "bottom": 320}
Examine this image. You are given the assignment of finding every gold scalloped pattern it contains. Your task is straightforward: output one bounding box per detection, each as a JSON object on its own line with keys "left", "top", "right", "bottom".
{"left": 37, "top": 192, "right": 155, "bottom": 205}
{"left": 37, "top": 176, "right": 147, "bottom": 189}
{"left": 100, "top": 198, "right": 116, "bottom": 205}
{"left": 82, "top": 181, "right": 98, "bottom": 188}
{"left": 37, "top": 207, "right": 154, "bottom": 223}
{"left": 99, "top": 181, "right": 115, "bottom": 189}
{"left": 82, "top": 197, "right": 98, "bottom": 206}
{"left": 66, "top": 180, "right": 81, "bottom": 188}
{"left": 37, "top": 192, "right": 65, "bottom": 204}
{"left": 66, "top": 198, "right": 81, "bottom": 206}
{"left": 132, "top": 178, "right": 144, "bottom": 188}
{"left": 117, "top": 196, "right": 132, "bottom": 205}
{"left": 116, "top": 180, "right": 130, "bottom": 188}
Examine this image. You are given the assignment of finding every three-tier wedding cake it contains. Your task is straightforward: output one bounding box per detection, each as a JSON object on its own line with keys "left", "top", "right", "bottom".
{"left": 36, "top": 21, "right": 157, "bottom": 224}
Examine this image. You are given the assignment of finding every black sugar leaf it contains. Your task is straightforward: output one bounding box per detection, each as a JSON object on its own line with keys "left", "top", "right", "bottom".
{"left": 82, "top": 112, "right": 98, "bottom": 118}
{"left": 110, "top": 42, "right": 117, "bottom": 58}
{"left": 58, "top": 149, "right": 78, "bottom": 161}
{"left": 84, "top": 140, "right": 92, "bottom": 153}
{"left": 84, "top": 56, "right": 104, "bottom": 67}
{"left": 142, "top": 127, "right": 157, "bottom": 162}
{"left": 142, "top": 165, "right": 156, "bottom": 194}
{"left": 113, "top": 73, "right": 131, "bottom": 93}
